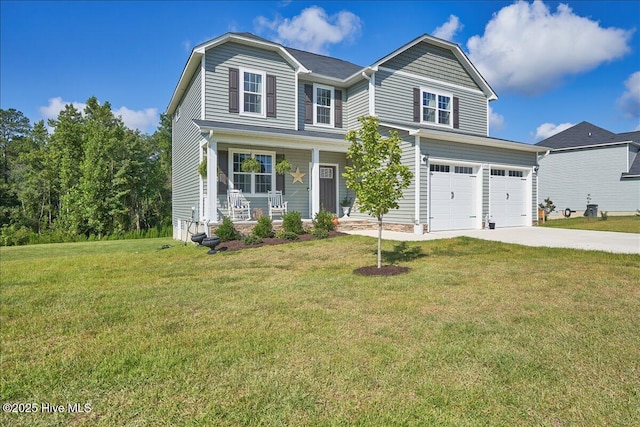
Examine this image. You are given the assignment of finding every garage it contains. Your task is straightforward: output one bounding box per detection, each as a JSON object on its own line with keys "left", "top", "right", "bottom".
{"left": 489, "top": 168, "right": 528, "bottom": 227}
{"left": 429, "top": 163, "right": 480, "bottom": 231}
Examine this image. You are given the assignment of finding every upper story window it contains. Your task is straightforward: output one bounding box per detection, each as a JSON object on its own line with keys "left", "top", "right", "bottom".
{"left": 314, "top": 84, "right": 334, "bottom": 127}
{"left": 422, "top": 88, "right": 452, "bottom": 127}
{"left": 240, "top": 69, "right": 265, "bottom": 116}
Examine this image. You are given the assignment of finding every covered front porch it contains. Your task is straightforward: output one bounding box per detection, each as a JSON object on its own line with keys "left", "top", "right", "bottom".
{"left": 195, "top": 121, "right": 354, "bottom": 226}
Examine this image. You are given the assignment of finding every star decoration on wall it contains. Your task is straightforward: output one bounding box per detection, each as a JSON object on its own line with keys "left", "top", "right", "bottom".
{"left": 290, "top": 166, "right": 306, "bottom": 184}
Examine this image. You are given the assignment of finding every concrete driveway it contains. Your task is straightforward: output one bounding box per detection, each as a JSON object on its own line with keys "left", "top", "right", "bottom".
{"left": 344, "top": 227, "right": 640, "bottom": 254}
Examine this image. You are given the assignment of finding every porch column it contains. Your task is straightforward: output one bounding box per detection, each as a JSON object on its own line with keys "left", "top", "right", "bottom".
{"left": 414, "top": 136, "right": 423, "bottom": 234}
{"left": 207, "top": 139, "right": 218, "bottom": 227}
{"left": 311, "top": 148, "right": 320, "bottom": 217}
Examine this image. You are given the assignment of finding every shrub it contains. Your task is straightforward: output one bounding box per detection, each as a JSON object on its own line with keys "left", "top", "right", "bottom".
{"left": 312, "top": 208, "right": 335, "bottom": 232}
{"left": 215, "top": 217, "right": 241, "bottom": 241}
{"left": 282, "top": 211, "right": 304, "bottom": 235}
{"left": 275, "top": 229, "right": 299, "bottom": 240}
{"left": 311, "top": 227, "right": 329, "bottom": 239}
{"left": 243, "top": 234, "right": 263, "bottom": 245}
{"left": 601, "top": 211, "right": 608, "bottom": 220}
{"left": 253, "top": 216, "right": 273, "bottom": 238}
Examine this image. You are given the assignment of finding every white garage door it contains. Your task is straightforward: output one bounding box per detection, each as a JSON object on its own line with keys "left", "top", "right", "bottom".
{"left": 490, "top": 168, "right": 528, "bottom": 227}
{"left": 429, "top": 164, "right": 479, "bottom": 231}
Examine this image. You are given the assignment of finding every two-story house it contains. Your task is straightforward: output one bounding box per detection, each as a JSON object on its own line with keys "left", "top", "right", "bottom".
{"left": 167, "top": 32, "right": 548, "bottom": 239}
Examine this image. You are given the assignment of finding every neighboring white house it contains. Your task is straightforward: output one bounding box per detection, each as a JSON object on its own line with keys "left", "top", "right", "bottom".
{"left": 536, "top": 121, "right": 640, "bottom": 216}
{"left": 166, "top": 32, "right": 548, "bottom": 239}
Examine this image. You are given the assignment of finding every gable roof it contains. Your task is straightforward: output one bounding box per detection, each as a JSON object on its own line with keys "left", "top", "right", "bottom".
{"left": 167, "top": 32, "right": 497, "bottom": 114}
{"left": 536, "top": 121, "right": 625, "bottom": 150}
{"left": 371, "top": 34, "right": 497, "bottom": 101}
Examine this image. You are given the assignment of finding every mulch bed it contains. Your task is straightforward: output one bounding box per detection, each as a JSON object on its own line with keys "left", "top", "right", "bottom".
{"left": 213, "top": 230, "right": 347, "bottom": 252}
{"left": 353, "top": 265, "right": 411, "bottom": 276}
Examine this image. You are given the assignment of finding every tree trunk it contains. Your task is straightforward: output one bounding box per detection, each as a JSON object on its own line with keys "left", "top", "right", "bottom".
{"left": 377, "top": 216, "right": 382, "bottom": 269}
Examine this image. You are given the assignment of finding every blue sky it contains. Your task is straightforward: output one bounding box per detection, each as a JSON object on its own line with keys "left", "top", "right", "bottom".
{"left": 1, "top": 1, "right": 638, "bottom": 143}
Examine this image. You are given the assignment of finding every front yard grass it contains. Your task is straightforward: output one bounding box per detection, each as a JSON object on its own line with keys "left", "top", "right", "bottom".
{"left": 541, "top": 214, "right": 640, "bottom": 233}
{"left": 2, "top": 236, "right": 639, "bottom": 426}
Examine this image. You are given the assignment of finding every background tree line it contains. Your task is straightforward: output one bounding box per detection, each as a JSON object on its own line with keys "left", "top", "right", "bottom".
{"left": 0, "top": 97, "right": 172, "bottom": 245}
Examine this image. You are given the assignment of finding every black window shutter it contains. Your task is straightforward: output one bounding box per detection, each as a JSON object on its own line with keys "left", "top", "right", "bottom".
{"left": 304, "top": 84, "right": 313, "bottom": 124}
{"left": 334, "top": 89, "right": 343, "bottom": 128}
{"left": 266, "top": 74, "right": 276, "bottom": 118}
{"left": 275, "top": 154, "right": 285, "bottom": 195}
{"left": 453, "top": 97, "right": 460, "bottom": 129}
{"left": 218, "top": 150, "right": 229, "bottom": 195}
{"left": 413, "top": 88, "right": 420, "bottom": 122}
{"left": 228, "top": 68, "right": 239, "bottom": 113}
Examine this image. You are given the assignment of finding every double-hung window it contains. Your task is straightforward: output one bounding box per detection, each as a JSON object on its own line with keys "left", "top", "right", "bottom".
{"left": 230, "top": 151, "right": 274, "bottom": 195}
{"left": 240, "top": 69, "right": 265, "bottom": 116}
{"left": 421, "top": 88, "right": 452, "bottom": 127}
{"left": 314, "top": 84, "right": 334, "bottom": 126}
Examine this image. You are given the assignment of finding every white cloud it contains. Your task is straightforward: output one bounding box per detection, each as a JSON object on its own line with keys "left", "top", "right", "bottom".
{"left": 617, "top": 71, "right": 640, "bottom": 119}
{"left": 488, "top": 106, "right": 505, "bottom": 132}
{"left": 535, "top": 122, "right": 574, "bottom": 140}
{"left": 255, "top": 6, "right": 362, "bottom": 54}
{"left": 39, "top": 97, "right": 159, "bottom": 133}
{"left": 433, "top": 15, "right": 463, "bottom": 41}
{"left": 467, "top": 0, "right": 633, "bottom": 95}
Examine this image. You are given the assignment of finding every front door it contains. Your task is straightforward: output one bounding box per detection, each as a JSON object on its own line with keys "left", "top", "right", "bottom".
{"left": 319, "top": 165, "right": 336, "bottom": 213}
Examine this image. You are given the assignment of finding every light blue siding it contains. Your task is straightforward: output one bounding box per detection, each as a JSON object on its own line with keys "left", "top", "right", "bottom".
{"left": 172, "top": 68, "right": 202, "bottom": 228}
{"left": 538, "top": 145, "right": 640, "bottom": 213}
{"left": 205, "top": 42, "right": 296, "bottom": 129}
{"left": 374, "top": 69, "right": 488, "bottom": 136}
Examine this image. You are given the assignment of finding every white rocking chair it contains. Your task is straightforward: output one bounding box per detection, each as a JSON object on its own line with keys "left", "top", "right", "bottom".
{"left": 227, "top": 189, "right": 251, "bottom": 221}
{"left": 268, "top": 190, "right": 288, "bottom": 219}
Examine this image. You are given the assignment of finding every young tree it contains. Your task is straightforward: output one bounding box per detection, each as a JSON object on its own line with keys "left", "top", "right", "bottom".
{"left": 343, "top": 116, "right": 413, "bottom": 268}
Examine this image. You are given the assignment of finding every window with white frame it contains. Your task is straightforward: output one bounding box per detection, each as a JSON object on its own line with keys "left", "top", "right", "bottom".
{"left": 422, "top": 88, "right": 452, "bottom": 127}
{"left": 314, "top": 84, "right": 334, "bottom": 126}
{"left": 230, "top": 150, "right": 274, "bottom": 194}
{"left": 241, "top": 69, "right": 265, "bottom": 116}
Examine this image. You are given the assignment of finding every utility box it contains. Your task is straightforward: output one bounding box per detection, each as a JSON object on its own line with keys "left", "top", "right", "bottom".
{"left": 585, "top": 204, "right": 598, "bottom": 217}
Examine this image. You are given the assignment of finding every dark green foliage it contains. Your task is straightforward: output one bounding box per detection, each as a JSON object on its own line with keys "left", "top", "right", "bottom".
{"left": 312, "top": 208, "right": 335, "bottom": 232}
{"left": 243, "top": 234, "right": 263, "bottom": 245}
{"left": 214, "top": 217, "right": 241, "bottom": 242}
{"left": 275, "top": 229, "right": 299, "bottom": 240}
{"left": 282, "top": 211, "right": 304, "bottom": 235}
{"left": 253, "top": 216, "right": 273, "bottom": 238}
{"left": 0, "top": 102, "right": 172, "bottom": 245}
{"left": 311, "top": 227, "right": 329, "bottom": 239}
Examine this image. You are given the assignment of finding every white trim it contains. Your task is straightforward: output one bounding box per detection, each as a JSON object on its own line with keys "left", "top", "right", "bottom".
{"left": 228, "top": 148, "right": 276, "bottom": 196}
{"left": 239, "top": 67, "right": 266, "bottom": 118}
{"left": 414, "top": 138, "right": 421, "bottom": 230}
{"left": 175, "top": 104, "right": 181, "bottom": 122}
{"left": 294, "top": 69, "right": 300, "bottom": 130}
{"left": 420, "top": 86, "right": 454, "bottom": 129}
{"left": 199, "top": 144, "right": 205, "bottom": 220}
{"left": 207, "top": 140, "right": 218, "bottom": 224}
{"left": 200, "top": 55, "right": 206, "bottom": 120}
{"left": 486, "top": 100, "right": 490, "bottom": 136}
{"left": 550, "top": 141, "right": 636, "bottom": 152}
{"left": 379, "top": 66, "right": 485, "bottom": 97}
{"left": 369, "top": 72, "right": 376, "bottom": 116}
{"left": 311, "top": 148, "right": 320, "bottom": 216}
{"left": 313, "top": 83, "right": 334, "bottom": 127}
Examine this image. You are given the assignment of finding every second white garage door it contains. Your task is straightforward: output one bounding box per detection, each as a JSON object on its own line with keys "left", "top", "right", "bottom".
{"left": 429, "top": 163, "right": 480, "bottom": 231}
{"left": 490, "top": 168, "right": 528, "bottom": 227}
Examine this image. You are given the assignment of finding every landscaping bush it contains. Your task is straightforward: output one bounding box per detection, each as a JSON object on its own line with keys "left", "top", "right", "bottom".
{"left": 275, "top": 229, "right": 299, "bottom": 240}
{"left": 281, "top": 211, "right": 304, "bottom": 235}
{"left": 253, "top": 216, "right": 273, "bottom": 238}
{"left": 214, "top": 217, "right": 241, "bottom": 241}
{"left": 243, "top": 234, "right": 263, "bottom": 245}
{"left": 312, "top": 208, "right": 335, "bottom": 232}
{"left": 311, "top": 227, "right": 329, "bottom": 239}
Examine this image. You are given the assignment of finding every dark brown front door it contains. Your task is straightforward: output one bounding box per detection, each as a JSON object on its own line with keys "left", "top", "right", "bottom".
{"left": 319, "top": 165, "right": 336, "bottom": 213}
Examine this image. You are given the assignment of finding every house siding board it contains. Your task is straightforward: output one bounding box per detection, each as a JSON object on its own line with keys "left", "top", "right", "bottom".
{"left": 346, "top": 79, "right": 369, "bottom": 129}
{"left": 422, "top": 138, "right": 535, "bottom": 167}
{"left": 381, "top": 42, "right": 480, "bottom": 91}
{"left": 205, "top": 42, "right": 295, "bottom": 129}
{"left": 375, "top": 69, "right": 487, "bottom": 136}
{"left": 538, "top": 145, "right": 640, "bottom": 212}
{"left": 172, "top": 68, "right": 202, "bottom": 226}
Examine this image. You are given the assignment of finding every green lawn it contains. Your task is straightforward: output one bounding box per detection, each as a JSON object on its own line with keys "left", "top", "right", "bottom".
{"left": 541, "top": 215, "right": 640, "bottom": 233}
{"left": 2, "top": 236, "right": 639, "bottom": 426}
